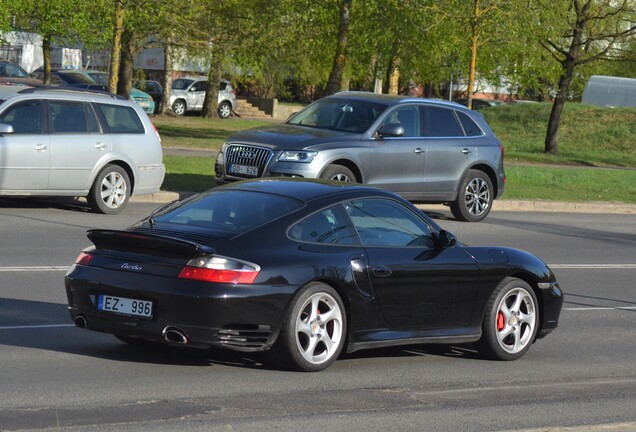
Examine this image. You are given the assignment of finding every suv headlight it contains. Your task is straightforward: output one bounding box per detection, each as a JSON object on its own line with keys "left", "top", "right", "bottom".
{"left": 278, "top": 150, "right": 318, "bottom": 163}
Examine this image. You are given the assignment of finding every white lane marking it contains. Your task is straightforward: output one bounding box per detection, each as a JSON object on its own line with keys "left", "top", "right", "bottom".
{"left": 0, "top": 266, "right": 70, "bottom": 272}
{"left": 0, "top": 324, "right": 75, "bottom": 330}
{"left": 549, "top": 264, "right": 636, "bottom": 269}
{"left": 564, "top": 307, "right": 636, "bottom": 311}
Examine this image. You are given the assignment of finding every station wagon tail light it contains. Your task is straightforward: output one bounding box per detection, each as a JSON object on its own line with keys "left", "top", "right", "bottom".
{"left": 178, "top": 256, "right": 260, "bottom": 284}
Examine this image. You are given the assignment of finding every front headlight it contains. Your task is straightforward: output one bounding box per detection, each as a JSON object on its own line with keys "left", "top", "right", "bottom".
{"left": 220, "top": 141, "right": 228, "bottom": 153}
{"left": 278, "top": 150, "right": 318, "bottom": 163}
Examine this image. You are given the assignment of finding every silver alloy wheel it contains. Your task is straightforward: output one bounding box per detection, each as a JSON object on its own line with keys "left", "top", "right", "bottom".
{"left": 330, "top": 173, "right": 352, "bottom": 182}
{"left": 294, "top": 291, "right": 344, "bottom": 365}
{"left": 172, "top": 100, "right": 185, "bottom": 115}
{"left": 495, "top": 287, "right": 537, "bottom": 354}
{"left": 100, "top": 171, "right": 127, "bottom": 209}
{"left": 464, "top": 177, "right": 491, "bottom": 216}
{"left": 218, "top": 102, "right": 231, "bottom": 118}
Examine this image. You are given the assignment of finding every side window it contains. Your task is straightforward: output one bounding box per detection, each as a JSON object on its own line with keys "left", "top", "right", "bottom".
{"left": 380, "top": 106, "right": 420, "bottom": 137}
{"left": 86, "top": 105, "right": 101, "bottom": 133}
{"left": 421, "top": 106, "right": 464, "bottom": 137}
{"left": 0, "top": 100, "right": 43, "bottom": 134}
{"left": 94, "top": 104, "right": 144, "bottom": 134}
{"left": 346, "top": 199, "right": 435, "bottom": 248}
{"left": 192, "top": 81, "right": 208, "bottom": 92}
{"left": 456, "top": 111, "right": 484, "bottom": 137}
{"left": 50, "top": 101, "right": 88, "bottom": 133}
{"left": 289, "top": 207, "right": 357, "bottom": 245}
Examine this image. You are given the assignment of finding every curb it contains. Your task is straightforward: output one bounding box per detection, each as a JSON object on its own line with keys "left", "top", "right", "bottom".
{"left": 132, "top": 192, "right": 636, "bottom": 215}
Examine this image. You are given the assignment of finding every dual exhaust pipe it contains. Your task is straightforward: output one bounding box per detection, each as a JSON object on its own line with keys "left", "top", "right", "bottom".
{"left": 74, "top": 314, "right": 188, "bottom": 345}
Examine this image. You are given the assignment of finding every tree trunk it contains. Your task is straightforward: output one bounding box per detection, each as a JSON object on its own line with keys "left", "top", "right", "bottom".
{"left": 160, "top": 40, "right": 173, "bottom": 115}
{"left": 108, "top": 0, "right": 125, "bottom": 94}
{"left": 387, "top": 53, "right": 400, "bottom": 95}
{"left": 202, "top": 60, "right": 222, "bottom": 119}
{"left": 324, "top": 0, "right": 351, "bottom": 95}
{"left": 42, "top": 36, "right": 51, "bottom": 85}
{"left": 544, "top": 4, "right": 586, "bottom": 154}
{"left": 467, "top": 0, "right": 480, "bottom": 110}
{"left": 117, "top": 29, "right": 134, "bottom": 100}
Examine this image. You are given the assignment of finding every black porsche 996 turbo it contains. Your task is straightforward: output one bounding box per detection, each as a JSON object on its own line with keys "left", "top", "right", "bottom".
{"left": 65, "top": 179, "right": 563, "bottom": 371}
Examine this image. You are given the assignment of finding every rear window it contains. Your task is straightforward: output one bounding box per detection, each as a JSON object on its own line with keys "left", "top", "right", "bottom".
{"left": 154, "top": 190, "right": 303, "bottom": 235}
{"left": 94, "top": 104, "right": 144, "bottom": 134}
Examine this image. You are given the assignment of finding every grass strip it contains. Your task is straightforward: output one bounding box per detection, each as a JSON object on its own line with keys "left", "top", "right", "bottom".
{"left": 163, "top": 155, "right": 636, "bottom": 204}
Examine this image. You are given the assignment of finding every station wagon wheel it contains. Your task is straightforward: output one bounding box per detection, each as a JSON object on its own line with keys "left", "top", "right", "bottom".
{"left": 478, "top": 277, "right": 539, "bottom": 361}
{"left": 217, "top": 101, "right": 232, "bottom": 118}
{"left": 87, "top": 164, "right": 130, "bottom": 215}
{"left": 450, "top": 169, "right": 493, "bottom": 222}
{"left": 319, "top": 164, "right": 356, "bottom": 183}
{"left": 267, "top": 282, "right": 346, "bottom": 372}
{"left": 171, "top": 99, "right": 186, "bottom": 116}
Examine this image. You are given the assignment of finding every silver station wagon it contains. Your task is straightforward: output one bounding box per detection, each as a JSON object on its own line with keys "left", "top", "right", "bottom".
{"left": 0, "top": 86, "right": 165, "bottom": 214}
{"left": 214, "top": 92, "right": 505, "bottom": 222}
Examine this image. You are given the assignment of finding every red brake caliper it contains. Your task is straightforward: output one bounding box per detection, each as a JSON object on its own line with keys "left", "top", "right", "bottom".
{"left": 497, "top": 311, "right": 506, "bottom": 331}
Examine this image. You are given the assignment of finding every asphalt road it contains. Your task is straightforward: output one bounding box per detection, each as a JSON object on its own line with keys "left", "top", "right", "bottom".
{"left": 1, "top": 197, "right": 635, "bottom": 432}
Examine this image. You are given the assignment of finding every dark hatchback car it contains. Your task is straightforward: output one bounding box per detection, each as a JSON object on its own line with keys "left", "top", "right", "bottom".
{"left": 0, "top": 60, "right": 42, "bottom": 86}
{"left": 65, "top": 179, "right": 563, "bottom": 372}
{"left": 215, "top": 92, "right": 506, "bottom": 222}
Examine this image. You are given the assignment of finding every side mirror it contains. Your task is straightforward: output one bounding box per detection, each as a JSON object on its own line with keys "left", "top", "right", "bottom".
{"left": 377, "top": 124, "right": 404, "bottom": 138}
{"left": 438, "top": 230, "right": 457, "bottom": 248}
{"left": 0, "top": 123, "right": 15, "bottom": 135}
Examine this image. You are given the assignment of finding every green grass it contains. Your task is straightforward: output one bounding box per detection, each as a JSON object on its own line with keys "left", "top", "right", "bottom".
{"left": 482, "top": 103, "right": 636, "bottom": 167}
{"left": 153, "top": 115, "right": 272, "bottom": 150}
{"left": 157, "top": 104, "right": 636, "bottom": 203}
{"left": 504, "top": 166, "right": 636, "bottom": 204}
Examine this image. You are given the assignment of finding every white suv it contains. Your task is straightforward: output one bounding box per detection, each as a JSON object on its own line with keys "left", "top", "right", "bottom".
{"left": 170, "top": 77, "right": 236, "bottom": 118}
{"left": 0, "top": 86, "right": 165, "bottom": 214}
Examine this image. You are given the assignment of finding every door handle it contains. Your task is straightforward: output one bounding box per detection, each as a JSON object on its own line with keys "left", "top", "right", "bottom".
{"left": 413, "top": 148, "right": 423, "bottom": 154}
{"left": 461, "top": 148, "right": 471, "bottom": 155}
{"left": 35, "top": 144, "right": 48, "bottom": 152}
{"left": 372, "top": 265, "right": 392, "bottom": 278}
{"left": 94, "top": 142, "right": 107, "bottom": 150}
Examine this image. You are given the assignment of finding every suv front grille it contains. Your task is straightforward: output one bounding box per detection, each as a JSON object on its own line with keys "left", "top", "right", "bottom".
{"left": 224, "top": 144, "right": 273, "bottom": 179}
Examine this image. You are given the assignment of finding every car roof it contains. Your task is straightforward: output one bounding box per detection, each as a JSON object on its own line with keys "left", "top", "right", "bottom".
{"left": 216, "top": 178, "right": 399, "bottom": 202}
{"left": 0, "top": 85, "right": 127, "bottom": 103}
{"left": 330, "top": 91, "right": 469, "bottom": 110}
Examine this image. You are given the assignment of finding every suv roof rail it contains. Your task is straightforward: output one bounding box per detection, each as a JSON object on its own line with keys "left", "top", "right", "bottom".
{"left": 17, "top": 86, "right": 125, "bottom": 100}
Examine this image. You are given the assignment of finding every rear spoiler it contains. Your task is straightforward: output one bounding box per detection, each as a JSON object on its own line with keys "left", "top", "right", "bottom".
{"left": 86, "top": 229, "right": 215, "bottom": 258}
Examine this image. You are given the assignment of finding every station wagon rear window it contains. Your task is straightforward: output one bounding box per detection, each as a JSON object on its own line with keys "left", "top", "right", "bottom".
{"left": 94, "top": 104, "right": 144, "bottom": 134}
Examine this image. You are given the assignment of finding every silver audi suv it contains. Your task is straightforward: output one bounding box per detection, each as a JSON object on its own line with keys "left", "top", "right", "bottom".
{"left": 215, "top": 92, "right": 505, "bottom": 222}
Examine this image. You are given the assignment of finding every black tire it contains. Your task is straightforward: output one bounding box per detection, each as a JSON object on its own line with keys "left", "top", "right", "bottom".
{"left": 87, "top": 164, "right": 130, "bottom": 215}
{"left": 450, "top": 169, "right": 493, "bottom": 222}
{"left": 267, "top": 282, "right": 346, "bottom": 372}
{"left": 172, "top": 99, "right": 186, "bottom": 116}
{"left": 218, "top": 101, "right": 232, "bottom": 118}
{"left": 319, "top": 164, "right": 356, "bottom": 182}
{"left": 477, "top": 277, "right": 539, "bottom": 361}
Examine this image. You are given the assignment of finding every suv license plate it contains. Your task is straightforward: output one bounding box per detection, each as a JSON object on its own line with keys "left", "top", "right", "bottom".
{"left": 230, "top": 164, "right": 258, "bottom": 176}
{"left": 97, "top": 294, "right": 153, "bottom": 318}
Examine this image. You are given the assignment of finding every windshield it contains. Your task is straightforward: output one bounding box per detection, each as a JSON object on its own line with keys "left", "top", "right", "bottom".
{"left": 88, "top": 72, "right": 108, "bottom": 85}
{"left": 172, "top": 78, "right": 194, "bottom": 90}
{"left": 153, "top": 189, "right": 303, "bottom": 235}
{"left": 0, "top": 62, "right": 30, "bottom": 78}
{"left": 287, "top": 98, "right": 387, "bottom": 133}
{"left": 58, "top": 72, "right": 95, "bottom": 84}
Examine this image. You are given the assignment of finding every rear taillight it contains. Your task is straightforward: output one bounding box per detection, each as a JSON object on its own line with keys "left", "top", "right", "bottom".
{"left": 178, "top": 255, "right": 260, "bottom": 284}
{"left": 499, "top": 143, "right": 505, "bottom": 159}
{"left": 75, "top": 252, "right": 94, "bottom": 266}
{"left": 150, "top": 121, "right": 161, "bottom": 142}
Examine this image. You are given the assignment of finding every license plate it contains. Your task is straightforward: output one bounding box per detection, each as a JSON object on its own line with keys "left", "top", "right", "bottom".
{"left": 97, "top": 294, "right": 153, "bottom": 318}
{"left": 138, "top": 102, "right": 150, "bottom": 107}
{"left": 229, "top": 164, "right": 258, "bottom": 176}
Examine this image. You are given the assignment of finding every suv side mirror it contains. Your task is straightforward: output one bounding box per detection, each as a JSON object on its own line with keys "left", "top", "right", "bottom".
{"left": 438, "top": 230, "right": 457, "bottom": 248}
{"left": 377, "top": 124, "right": 404, "bottom": 138}
{"left": 0, "top": 123, "right": 15, "bottom": 134}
